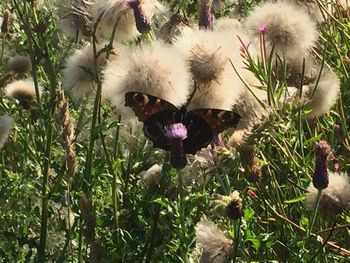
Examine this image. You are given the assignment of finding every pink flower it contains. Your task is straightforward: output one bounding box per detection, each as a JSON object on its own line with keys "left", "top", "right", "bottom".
{"left": 334, "top": 163, "right": 340, "bottom": 173}
{"left": 247, "top": 189, "right": 257, "bottom": 198}
{"left": 258, "top": 23, "right": 268, "bottom": 33}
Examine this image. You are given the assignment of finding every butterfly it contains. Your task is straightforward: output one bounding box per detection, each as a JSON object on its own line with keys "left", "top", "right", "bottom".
{"left": 125, "top": 92, "right": 241, "bottom": 168}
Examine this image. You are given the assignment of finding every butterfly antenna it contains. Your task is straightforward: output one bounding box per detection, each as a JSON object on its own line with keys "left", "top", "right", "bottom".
{"left": 185, "top": 80, "right": 199, "bottom": 108}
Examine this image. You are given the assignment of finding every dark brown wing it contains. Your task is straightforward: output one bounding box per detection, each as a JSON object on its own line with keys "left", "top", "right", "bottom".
{"left": 182, "top": 113, "right": 213, "bottom": 154}
{"left": 143, "top": 109, "right": 178, "bottom": 151}
{"left": 189, "top": 109, "right": 241, "bottom": 135}
{"left": 125, "top": 92, "right": 177, "bottom": 122}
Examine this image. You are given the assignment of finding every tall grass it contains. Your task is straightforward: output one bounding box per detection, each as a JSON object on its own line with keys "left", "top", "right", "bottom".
{"left": 0, "top": 0, "right": 349, "bottom": 262}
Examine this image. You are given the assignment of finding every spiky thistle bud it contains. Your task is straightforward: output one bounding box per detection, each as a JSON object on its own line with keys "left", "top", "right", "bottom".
{"left": 199, "top": 0, "right": 213, "bottom": 29}
{"left": 313, "top": 140, "right": 332, "bottom": 190}
{"left": 6, "top": 55, "right": 32, "bottom": 74}
{"left": 127, "top": 0, "right": 151, "bottom": 34}
{"left": 212, "top": 191, "right": 243, "bottom": 220}
{"left": 1, "top": 10, "right": 10, "bottom": 33}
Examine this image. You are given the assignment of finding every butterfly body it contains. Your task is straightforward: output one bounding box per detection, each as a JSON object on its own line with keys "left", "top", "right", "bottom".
{"left": 125, "top": 92, "right": 240, "bottom": 168}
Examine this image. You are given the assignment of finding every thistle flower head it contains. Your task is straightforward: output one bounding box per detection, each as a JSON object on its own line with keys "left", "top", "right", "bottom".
{"left": 258, "top": 23, "right": 267, "bottom": 33}
{"left": 5, "top": 79, "right": 40, "bottom": 109}
{"left": 164, "top": 123, "right": 188, "bottom": 141}
{"left": 62, "top": 42, "right": 118, "bottom": 100}
{"left": 305, "top": 172, "right": 350, "bottom": 219}
{"left": 313, "top": 140, "right": 331, "bottom": 190}
{"left": 93, "top": 0, "right": 165, "bottom": 41}
{"left": 0, "top": 116, "right": 13, "bottom": 150}
{"left": 244, "top": 2, "right": 317, "bottom": 59}
{"left": 58, "top": 0, "right": 93, "bottom": 39}
{"left": 195, "top": 219, "right": 234, "bottom": 263}
{"left": 6, "top": 55, "right": 32, "bottom": 74}
{"left": 174, "top": 28, "right": 250, "bottom": 111}
{"left": 214, "top": 17, "right": 241, "bottom": 31}
{"left": 212, "top": 191, "right": 243, "bottom": 220}
{"left": 127, "top": 0, "right": 151, "bottom": 34}
{"left": 303, "top": 67, "right": 340, "bottom": 118}
{"left": 157, "top": 12, "right": 193, "bottom": 43}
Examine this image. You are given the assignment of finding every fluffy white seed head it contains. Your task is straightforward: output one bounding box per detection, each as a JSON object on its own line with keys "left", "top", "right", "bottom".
{"left": 195, "top": 219, "right": 233, "bottom": 263}
{"left": 303, "top": 67, "right": 340, "bottom": 117}
{"left": 62, "top": 43, "right": 118, "bottom": 100}
{"left": 305, "top": 172, "right": 350, "bottom": 218}
{"left": 214, "top": 17, "right": 241, "bottom": 31}
{"left": 0, "top": 116, "right": 13, "bottom": 149}
{"left": 174, "top": 28, "right": 257, "bottom": 111}
{"left": 93, "top": 0, "right": 165, "bottom": 42}
{"left": 141, "top": 164, "right": 162, "bottom": 188}
{"left": 103, "top": 41, "right": 191, "bottom": 118}
{"left": 156, "top": 13, "right": 195, "bottom": 43}
{"left": 229, "top": 87, "right": 268, "bottom": 146}
{"left": 244, "top": 2, "right": 317, "bottom": 59}
{"left": 5, "top": 78, "right": 40, "bottom": 108}
{"left": 57, "top": 0, "right": 94, "bottom": 39}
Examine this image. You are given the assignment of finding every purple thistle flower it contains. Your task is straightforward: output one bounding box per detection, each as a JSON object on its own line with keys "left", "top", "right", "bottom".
{"left": 212, "top": 134, "right": 226, "bottom": 148}
{"left": 127, "top": 0, "right": 151, "bottom": 34}
{"left": 164, "top": 123, "right": 188, "bottom": 140}
{"left": 164, "top": 123, "right": 188, "bottom": 169}
{"left": 313, "top": 140, "right": 331, "bottom": 190}
{"left": 258, "top": 23, "right": 268, "bottom": 33}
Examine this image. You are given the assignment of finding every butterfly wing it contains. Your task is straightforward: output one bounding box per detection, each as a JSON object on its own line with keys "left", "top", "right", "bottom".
{"left": 143, "top": 109, "right": 178, "bottom": 151}
{"left": 190, "top": 109, "right": 241, "bottom": 134}
{"left": 183, "top": 109, "right": 241, "bottom": 154}
{"left": 125, "top": 92, "right": 179, "bottom": 150}
{"left": 182, "top": 113, "right": 213, "bottom": 154}
{"left": 125, "top": 92, "right": 177, "bottom": 122}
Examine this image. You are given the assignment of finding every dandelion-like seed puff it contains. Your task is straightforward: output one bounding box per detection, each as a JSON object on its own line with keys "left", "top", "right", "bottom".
{"left": 195, "top": 219, "right": 234, "bottom": 263}
{"left": 305, "top": 172, "right": 350, "bottom": 219}
{"left": 93, "top": 0, "right": 165, "bottom": 41}
{"left": 62, "top": 42, "right": 118, "bottom": 100}
{"left": 244, "top": 2, "right": 317, "bottom": 59}
{"left": 5, "top": 79, "right": 41, "bottom": 109}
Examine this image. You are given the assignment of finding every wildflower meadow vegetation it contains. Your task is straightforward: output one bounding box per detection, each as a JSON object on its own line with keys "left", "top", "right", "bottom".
{"left": 0, "top": 0, "right": 350, "bottom": 262}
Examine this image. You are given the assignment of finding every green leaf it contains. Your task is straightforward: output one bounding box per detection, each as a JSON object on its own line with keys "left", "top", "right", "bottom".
{"left": 284, "top": 195, "right": 306, "bottom": 204}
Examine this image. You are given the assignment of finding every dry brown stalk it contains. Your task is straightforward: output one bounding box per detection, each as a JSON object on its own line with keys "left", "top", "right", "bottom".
{"left": 56, "top": 88, "right": 77, "bottom": 178}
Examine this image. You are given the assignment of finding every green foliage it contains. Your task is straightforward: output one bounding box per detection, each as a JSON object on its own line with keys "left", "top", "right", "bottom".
{"left": 0, "top": 0, "right": 349, "bottom": 262}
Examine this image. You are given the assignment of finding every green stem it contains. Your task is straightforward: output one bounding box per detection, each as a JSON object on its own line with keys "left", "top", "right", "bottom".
{"left": 177, "top": 169, "right": 188, "bottom": 262}
{"left": 307, "top": 189, "right": 322, "bottom": 240}
{"left": 144, "top": 204, "right": 161, "bottom": 263}
{"left": 232, "top": 218, "right": 242, "bottom": 263}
